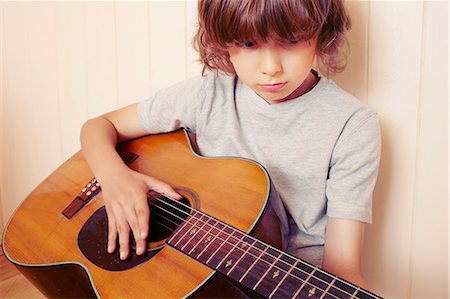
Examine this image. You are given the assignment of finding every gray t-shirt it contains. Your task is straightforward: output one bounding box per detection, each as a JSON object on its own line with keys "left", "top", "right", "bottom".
{"left": 138, "top": 71, "right": 381, "bottom": 266}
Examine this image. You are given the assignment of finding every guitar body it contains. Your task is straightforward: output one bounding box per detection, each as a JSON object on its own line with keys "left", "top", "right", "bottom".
{"left": 2, "top": 129, "right": 281, "bottom": 298}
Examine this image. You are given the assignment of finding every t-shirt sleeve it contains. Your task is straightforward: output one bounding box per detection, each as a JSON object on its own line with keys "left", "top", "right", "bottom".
{"left": 326, "top": 110, "right": 381, "bottom": 223}
{"left": 137, "top": 75, "right": 208, "bottom": 134}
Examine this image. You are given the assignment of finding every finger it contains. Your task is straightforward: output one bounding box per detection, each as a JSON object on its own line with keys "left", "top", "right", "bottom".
{"left": 105, "top": 206, "right": 118, "bottom": 254}
{"left": 116, "top": 218, "right": 131, "bottom": 260}
{"left": 135, "top": 202, "right": 150, "bottom": 255}
{"left": 119, "top": 196, "right": 149, "bottom": 257}
{"left": 145, "top": 177, "right": 182, "bottom": 200}
{"left": 125, "top": 207, "right": 145, "bottom": 256}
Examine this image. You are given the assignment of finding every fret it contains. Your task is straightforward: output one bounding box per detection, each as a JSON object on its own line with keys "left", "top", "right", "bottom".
{"left": 291, "top": 267, "right": 324, "bottom": 299}
{"left": 350, "top": 288, "right": 359, "bottom": 298}
{"left": 320, "top": 277, "right": 337, "bottom": 299}
{"left": 167, "top": 211, "right": 198, "bottom": 246}
{"left": 269, "top": 257, "right": 299, "bottom": 298}
{"left": 179, "top": 214, "right": 210, "bottom": 252}
{"left": 294, "top": 268, "right": 336, "bottom": 299}
{"left": 225, "top": 235, "right": 259, "bottom": 282}
{"left": 252, "top": 251, "right": 292, "bottom": 298}
{"left": 205, "top": 226, "right": 236, "bottom": 268}
{"left": 350, "top": 288, "right": 360, "bottom": 299}
{"left": 195, "top": 221, "right": 226, "bottom": 264}
{"left": 270, "top": 257, "right": 320, "bottom": 299}
{"left": 308, "top": 270, "right": 339, "bottom": 299}
{"left": 188, "top": 218, "right": 217, "bottom": 256}
{"left": 253, "top": 253, "right": 280, "bottom": 289}
{"left": 239, "top": 241, "right": 268, "bottom": 283}
{"left": 239, "top": 244, "right": 278, "bottom": 292}
{"left": 326, "top": 278, "right": 359, "bottom": 298}
{"left": 215, "top": 232, "right": 246, "bottom": 274}
{"left": 169, "top": 211, "right": 203, "bottom": 248}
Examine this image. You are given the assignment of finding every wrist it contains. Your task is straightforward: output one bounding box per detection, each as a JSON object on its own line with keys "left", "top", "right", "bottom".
{"left": 94, "top": 162, "right": 130, "bottom": 185}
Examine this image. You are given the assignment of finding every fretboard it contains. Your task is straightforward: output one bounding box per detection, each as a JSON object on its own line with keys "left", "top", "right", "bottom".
{"left": 167, "top": 210, "right": 381, "bottom": 299}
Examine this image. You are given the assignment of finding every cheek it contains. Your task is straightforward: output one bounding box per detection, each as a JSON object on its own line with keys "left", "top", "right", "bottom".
{"left": 228, "top": 55, "right": 251, "bottom": 76}
{"left": 287, "top": 50, "right": 316, "bottom": 69}
{"left": 227, "top": 48, "right": 240, "bottom": 65}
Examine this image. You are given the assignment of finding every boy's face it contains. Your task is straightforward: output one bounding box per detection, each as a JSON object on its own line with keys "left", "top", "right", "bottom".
{"left": 227, "top": 38, "right": 317, "bottom": 104}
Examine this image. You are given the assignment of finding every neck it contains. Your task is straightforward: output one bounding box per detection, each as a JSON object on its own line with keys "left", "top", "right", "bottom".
{"left": 282, "top": 70, "right": 319, "bottom": 102}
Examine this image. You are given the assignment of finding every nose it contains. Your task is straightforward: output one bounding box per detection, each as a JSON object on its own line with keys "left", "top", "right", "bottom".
{"left": 259, "top": 46, "right": 282, "bottom": 77}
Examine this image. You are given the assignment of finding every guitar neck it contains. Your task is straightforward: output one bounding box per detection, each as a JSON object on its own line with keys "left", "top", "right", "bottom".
{"left": 167, "top": 208, "right": 381, "bottom": 299}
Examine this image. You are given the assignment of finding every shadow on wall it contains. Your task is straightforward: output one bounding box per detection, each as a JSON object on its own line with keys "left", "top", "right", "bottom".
{"left": 362, "top": 119, "right": 393, "bottom": 296}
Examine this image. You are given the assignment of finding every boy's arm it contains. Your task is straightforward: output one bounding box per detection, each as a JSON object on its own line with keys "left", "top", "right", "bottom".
{"left": 80, "top": 103, "right": 180, "bottom": 260}
{"left": 322, "top": 217, "right": 369, "bottom": 289}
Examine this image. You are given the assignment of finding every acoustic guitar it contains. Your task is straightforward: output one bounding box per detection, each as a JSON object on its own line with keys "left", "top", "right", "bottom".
{"left": 2, "top": 129, "right": 381, "bottom": 298}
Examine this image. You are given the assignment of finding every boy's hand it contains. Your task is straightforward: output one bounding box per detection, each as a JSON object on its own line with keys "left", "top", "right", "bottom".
{"left": 99, "top": 168, "right": 181, "bottom": 260}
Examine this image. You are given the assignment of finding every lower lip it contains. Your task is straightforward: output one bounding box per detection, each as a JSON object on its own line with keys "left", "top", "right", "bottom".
{"left": 259, "top": 82, "right": 287, "bottom": 92}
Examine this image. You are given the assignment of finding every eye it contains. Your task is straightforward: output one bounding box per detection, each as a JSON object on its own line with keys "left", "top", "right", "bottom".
{"left": 235, "top": 41, "right": 257, "bottom": 48}
{"left": 282, "top": 39, "right": 300, "bottom": 46}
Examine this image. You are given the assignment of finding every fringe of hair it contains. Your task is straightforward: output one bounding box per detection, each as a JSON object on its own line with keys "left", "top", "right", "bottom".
{"left": 193, "top": 0, "right": 351, "bottom": 76}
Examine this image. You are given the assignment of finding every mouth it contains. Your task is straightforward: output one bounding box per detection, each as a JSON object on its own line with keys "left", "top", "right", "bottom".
{"left": 259, "top": 82, "right": 287, "bottom": 92}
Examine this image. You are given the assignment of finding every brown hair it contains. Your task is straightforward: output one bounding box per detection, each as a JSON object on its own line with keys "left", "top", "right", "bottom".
{"left": 193, "top": 0, "right": 351, "bottom": 76}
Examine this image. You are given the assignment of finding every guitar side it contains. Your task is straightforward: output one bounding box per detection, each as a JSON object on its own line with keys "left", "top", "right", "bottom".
{"left": 2, "top": 129, "right": 279, "bottom": 298}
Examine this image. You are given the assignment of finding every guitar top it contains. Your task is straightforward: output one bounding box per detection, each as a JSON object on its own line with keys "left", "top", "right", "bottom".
{"left": 2, "top": 129, "right": 272, "bottom": 298}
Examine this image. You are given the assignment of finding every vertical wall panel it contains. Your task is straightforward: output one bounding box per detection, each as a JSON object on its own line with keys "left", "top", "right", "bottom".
{"left": 115, "top": 1, "right": 151, "bottom": 107}
{"left": 148, "top": 1, "right": 187, "bottom": 93}
{"left": 2, "top": 2, "right": 61, "bottom": 222}
{"left": 0, "top": 0, "right": 5, "bottom": 233}
{"left": 2, "top": 2, "right": 32, "bottom": 222}
{"left": 409, "top": 2, "right": 448, "bottom": 297}
{"left": 26, "top": 3, "right": 62, "bottom": 170}
{"left": 54, "top": 2, "right": 88, "bottom": 158}
{"left": 333, "top": 1, "right": 369, "bottom": 103}
{"left": 364, "top": 2, "right": 424, "bottom": 297}
{"left": 185, "top": 0, "right": 202, "bottom": 78}
{"left": 84, "top": 2, "right": 118, "bottom": 118}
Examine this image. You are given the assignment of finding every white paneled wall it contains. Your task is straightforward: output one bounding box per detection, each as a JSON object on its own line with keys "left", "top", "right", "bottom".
{"left": 367, "top": 1, "right": 425, "bottom": 296}
{"left": 0, "top": 0, "right": 4, "bottom": 232}
{"left": 0, "top": 1, "right": 448, "bottom": 298}
{"left": 410, "top": 3, "right": 448, "bottom": 296}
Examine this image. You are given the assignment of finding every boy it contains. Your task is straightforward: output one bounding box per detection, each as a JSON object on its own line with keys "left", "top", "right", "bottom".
{"left": 80, "top": 0, "right": 380, "bottom": 289}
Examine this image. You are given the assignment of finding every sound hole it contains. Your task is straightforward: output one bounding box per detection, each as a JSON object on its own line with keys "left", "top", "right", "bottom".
{"left": 78, "top": 192, "right": 193, "bottom": 271}
{"left": 144, "top": 193, "right": 192, "bottom": 252}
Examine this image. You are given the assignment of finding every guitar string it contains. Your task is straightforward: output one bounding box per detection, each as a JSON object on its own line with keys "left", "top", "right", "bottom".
{"left": 148, "top": 195, "right": 370, "bottom": 298}
{"left": 149, "top": 200, "right": 346, "bottom": 299}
